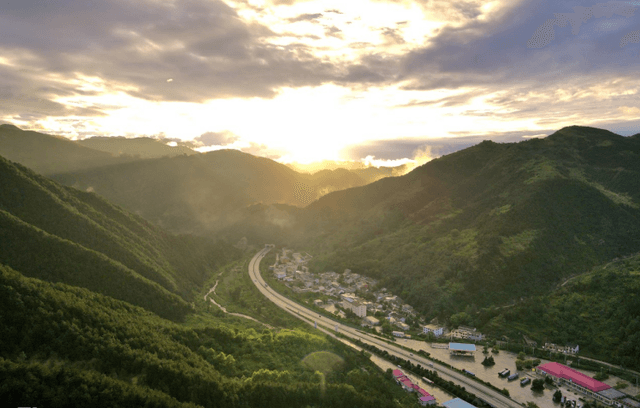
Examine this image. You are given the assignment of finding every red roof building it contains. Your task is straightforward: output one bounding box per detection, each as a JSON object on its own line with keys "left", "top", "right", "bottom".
{"left": 537, "top": 362, "right": 610, "bottom": 393}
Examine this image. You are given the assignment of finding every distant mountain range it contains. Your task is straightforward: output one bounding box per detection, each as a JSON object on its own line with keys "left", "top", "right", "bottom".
{"left": 0, "top": 124, "right": 405, "bottom": 236}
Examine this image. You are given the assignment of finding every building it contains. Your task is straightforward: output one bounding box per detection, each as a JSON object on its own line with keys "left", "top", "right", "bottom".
{"left": 417, "top": 388, "right": 436, "bottom": 406}
{"left": 342, "top": 299, "right": 367, "bottom": 317}
{"left": 419, "top": 395, "right": 437, "bottom": 406}
{"left": 395, "top": 321, "right": 410, "bottom": 331}
{"left": 363, "top": 316, "right": 380, "bottom": 326}
{"left": 449, "top": 343, "right": 476, "bottom": 356}
{"left": 392, "top": 331, "right": 405, "bottom": 338}
{"left": 313, "top": 299, "right": 323, "bottom": 307}
{"left": 536, "top": 362, "right": 620, "bottom": 405}
{"left": 423, "top": 324, "right": 444, "bottom": 337}
{"left": 442, "top": 398, "right": 477, "bottom": 408}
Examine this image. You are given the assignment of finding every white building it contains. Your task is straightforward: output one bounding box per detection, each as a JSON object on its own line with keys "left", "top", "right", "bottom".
{"left": 423, "top": 324, "right": 444, "bottom": 337}
{"left": 342, "top": 299, "right": 367, "bottom": 317}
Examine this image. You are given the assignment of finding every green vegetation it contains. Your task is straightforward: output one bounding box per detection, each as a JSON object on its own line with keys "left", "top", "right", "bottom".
{"left": 481, "top": 356, "right": 495, "bottom": 366}
{"left": 485, "top": 253, "right": 640, "bottom": 370}
{"left": 301, "top": 351, "right": 345, "bottom": 375}
{"left": 531, "top": 379, "right": 545, "bottom": 391}
{"left": 0, "top": 154, "right": 240, "bottom": 320}
{"left": 292, "top": 126, "right": 640, "bottom": 371}
{"left": 0, "top": 264, "right": 412, "bottom": 407}
{"left": 0, "top": 124, "right": 131, "bottom": 175}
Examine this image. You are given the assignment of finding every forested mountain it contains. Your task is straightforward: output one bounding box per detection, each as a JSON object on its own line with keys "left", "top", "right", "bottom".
{"left": 482, "top": 253, "right": 640, "bottom": 369}
{"left": 300, "top": 126, "right": 640, "bottom": 321}
{"left": 52, "top": 149, "right": 373, "bottom": 236}
{"left": 0, "top": 124, "right": 131, "bottom": 175}
{"left": 0, "top": 154, "right": 239, "bottom": 320}
{"left": 78, "top": 135, "right": 197, "bottom": 158}
{"left": 0, "top": 152, "right": 413, "bottom": 407}
{"left": 0, "top": 264, "right": 415, "bottom": 408}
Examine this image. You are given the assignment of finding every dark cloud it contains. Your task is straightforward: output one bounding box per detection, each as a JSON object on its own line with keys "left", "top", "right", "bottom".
{"left": 0, "top": 0, "right": 351, "bottom": 119}
{"left": 287, "top": 13, "right": 323, "bottom": 23}
{"left": 324, "top": 25, "right": 344, "bottom": 39}
{"left": 195, "top": 131, "right": 241, "bottom": 146}
{"left": 399, "top": 0, "right": 640, "bottom": 92}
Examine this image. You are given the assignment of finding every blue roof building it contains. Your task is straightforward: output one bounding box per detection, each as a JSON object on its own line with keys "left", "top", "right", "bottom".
{"left": 449, "top": 342, "right": 476, "bottom": 355}
{"left": 442, "top": 397, "right": 477, "bottom": 408}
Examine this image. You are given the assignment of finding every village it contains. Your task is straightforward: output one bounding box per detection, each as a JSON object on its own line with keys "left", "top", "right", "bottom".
{"left": 269, "top": 247, "right": 481, "bottom": 341}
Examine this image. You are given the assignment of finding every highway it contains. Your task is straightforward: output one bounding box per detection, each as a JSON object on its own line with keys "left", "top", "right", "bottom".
{"left": 249, "top": 247, "right": 523, "bottom": 408}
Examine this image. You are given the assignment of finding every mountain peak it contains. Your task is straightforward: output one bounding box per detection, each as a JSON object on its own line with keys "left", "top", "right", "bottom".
{"left": 0, "top": 124, "right": 21, "bottom": 131}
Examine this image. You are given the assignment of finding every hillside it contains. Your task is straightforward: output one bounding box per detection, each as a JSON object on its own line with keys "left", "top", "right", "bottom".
{"left": 0, "top": 124, "right": 131, "bottom": 175}
{"left": 0, "top": 263, "right": 419, "bottom": 408}
{"left": 482, "top": 253, "right": 640, "bottom": 369}
{"left": 301, "top": 126, "right": 640, "bottom": 320}
{"left": 52, "top": 149, "right": 373, "bottom": 236}
{"left": 78, "top": 135, "right": 197, "bottom": 158}
{"left": 0, "top": 154, "right": 240, "bottom": 320}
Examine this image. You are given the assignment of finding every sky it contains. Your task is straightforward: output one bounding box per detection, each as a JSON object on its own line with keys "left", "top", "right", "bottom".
{"left": 1, "top": 0, "right": 640, "bottom": 165}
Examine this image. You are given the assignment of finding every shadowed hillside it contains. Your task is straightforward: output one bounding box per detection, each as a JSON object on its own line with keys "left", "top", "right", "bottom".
{"left": 52, "top": 149, "right": 374, "bottom": 236}
{"left": 0, "top": 124, "right": 131, "bottom": 175}
{"left": 78, "top": 135, "right": 197, "bottom": 158}
{"left": 0, "top": 154, "right": 240, "bottom": 320}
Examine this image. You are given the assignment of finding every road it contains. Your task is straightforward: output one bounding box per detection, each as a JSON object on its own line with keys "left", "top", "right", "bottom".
{"left": 249, "top": 247, "right": 523, "bottom": 408}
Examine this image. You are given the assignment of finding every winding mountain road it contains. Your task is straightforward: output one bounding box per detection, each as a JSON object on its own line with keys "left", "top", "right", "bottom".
{"left": 249, "top": 247, "right": 523, "bottom": 408}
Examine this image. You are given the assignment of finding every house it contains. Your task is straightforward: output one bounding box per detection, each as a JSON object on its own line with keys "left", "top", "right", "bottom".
{"left": 313, "top": 299, "right": 323, "bottom": 307}
{"left": 363, "top": 316, "right": 380, "bottom": 326}
{"left": 423, "top": 324, "right": 444, "bottom": 337}
{"left": 395, "top": 321, "right": 410, "bottom": 331}
{"left": 419, "top": 395, "right": 437, "bottom": 406}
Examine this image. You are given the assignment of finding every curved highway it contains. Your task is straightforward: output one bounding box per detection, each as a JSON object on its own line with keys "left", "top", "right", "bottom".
{"left": 249, "top": 247, "right": 522, "bottom": 408}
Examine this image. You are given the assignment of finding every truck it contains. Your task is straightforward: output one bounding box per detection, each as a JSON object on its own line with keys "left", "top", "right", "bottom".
{"left": 462, "top": 369, "right": 475, "bottom": 377}
{"left": 498, "top": 368, "right": 510, "bottom": 377}
{"left": 520, "top": 377, "right": 531, "bottom": 386}
{"left": 507, "top": 373, "right": 519, "bottom": 381}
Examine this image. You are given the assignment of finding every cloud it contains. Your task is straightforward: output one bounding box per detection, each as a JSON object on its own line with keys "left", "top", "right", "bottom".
{"left": 240, "top": 142, "right": 288, "bottom": 159}
{"left": 0, "top": 0, "right": 353, "bottom": 116}
{"left": 620, "top": 29, "right": 640, "bottom": 46}
{"left": 527, "top": 1, "right": 636, "bottom": 48}
{"left": 195, "top": 131, "right": 241, "bottom": 146}
{"left": 288, "top": 13, "right": 323, "bottom": 23}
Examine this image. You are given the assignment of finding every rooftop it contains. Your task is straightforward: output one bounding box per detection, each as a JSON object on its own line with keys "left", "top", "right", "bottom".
{"left": 449, "top": 343, "right": 477, "bottom": 352}
{"left": 537, "top": 362, "right": 611, "bottom": 393}
{"left": 442, "top": 397, "right": 477, "bottom": 408}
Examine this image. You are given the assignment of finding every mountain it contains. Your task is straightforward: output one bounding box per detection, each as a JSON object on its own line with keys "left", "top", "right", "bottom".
{"left": 78, "top": 135, "right": 197, "bottom": 158}
{"left": 52, "top": 149, "right": 374, "bottom": 236}
{"left": 285, "top": 160, "right": 408, "bottom": 184}
{"left": 0, "top": 154, "right": 240, "bottom": 320}
{"left": 298, "top": 126, "right": 640, "bottom": 320}
{"left": 483, "top": 252, "right": 640, "bottom": 369}
{"left": 0, "top": 124, "right": 131, "bottom": 175}
{"left": 0, "top": 155, "right": 418, "bottom": 408}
